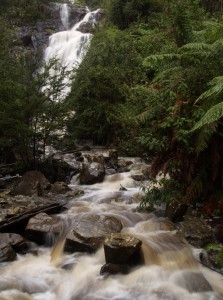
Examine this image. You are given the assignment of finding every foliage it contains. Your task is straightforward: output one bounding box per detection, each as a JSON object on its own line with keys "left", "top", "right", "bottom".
{"left": 0, "top": 18, "right": 70, "bottom": 168}
{"left": 139, "top": 177, "right": 184, "bottom": 209}
{"left": 108, "top": 0, "right": 163, "bottom": 29}
{"left": 67, "top": 27, "right": 143, "bottom": 144}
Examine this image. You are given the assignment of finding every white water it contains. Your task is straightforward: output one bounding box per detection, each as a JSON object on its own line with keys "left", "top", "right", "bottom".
{"left": 0, "top": 170, "right": 223, "bottom": 300}
{"left": 44, "top": 4, "right": 100, "bottom": 97}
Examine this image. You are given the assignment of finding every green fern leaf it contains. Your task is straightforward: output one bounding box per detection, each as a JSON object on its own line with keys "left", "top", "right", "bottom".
{"left": 192, "top": 102, "right": 223, "bottom": 131}
{"left": 195, "top": 76, "right": 223, "bottom": 103}
{"left": 180, "top": 42, "right": 212, "bottom": 52}
{"left": 135, "top": 110, "right": 151, "bottom": 124}
{"left": 143, "top": 54, "right": 180, "bottom": 67}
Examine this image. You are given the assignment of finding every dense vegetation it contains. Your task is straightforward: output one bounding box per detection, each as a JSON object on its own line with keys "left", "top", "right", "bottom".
{"left": 1, "top": 0, "right": 223, "bottom": 216}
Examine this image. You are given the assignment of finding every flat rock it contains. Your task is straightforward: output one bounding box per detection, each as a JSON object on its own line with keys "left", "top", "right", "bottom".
{"left": 178, "top": 216, "right": 214, "bottom": 248}
{"left": 25, "top": 213, "right": 62, "bottom": 245}
{"left": 65, "top": 214, "right": 122, "bottom": 253}
{"left": 104, "top": 233, "right": 143, "bottom": 265}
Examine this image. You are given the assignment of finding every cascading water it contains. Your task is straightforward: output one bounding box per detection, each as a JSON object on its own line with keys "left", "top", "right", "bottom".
{"left": 44, "top": 3, "right": 101, "bottom": 97}
{"left": 0, "top": 164, "right": 223, "bottom": 300}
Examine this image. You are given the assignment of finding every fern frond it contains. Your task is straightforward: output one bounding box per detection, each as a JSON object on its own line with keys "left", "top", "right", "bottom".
{"left": 195, "top": 124, "right": 218, "bottom": 154}
{"left": 179, "top": 42, "right": 212, "bottom": 52}
{"left": 143, "top": 54, "right": 180, "bottom": 67}
{"left": 195, "top": 76, "right": 223, "bottom": 104}
{"left": 135, "top": 110, "right": 151, "bottom": 124}
{"left": 191, "top": 102, "right": 223, "bottom": 131}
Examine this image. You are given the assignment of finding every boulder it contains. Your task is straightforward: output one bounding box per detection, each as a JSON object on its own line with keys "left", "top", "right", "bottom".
{"left": 165, "top": 199, "right": 188, "bottom": 222}
{"left": 104, "top": 233, "right": 143, "bottom": 266}
{"left": 10, "top": 171, "right": 50, "bottom": 196}
{"left": 39, "top": 158, "right": 80, "bottom": 183}
{"left": 25, "top": 213, "right": 62, "bottom": 245}
{"left": 0, "top": 233, "right": 28, "bottom": 253}
{"left": 178, "top": 216, "right": 214, "bottom": 248}
{"left": 100, "top": 263, "right": 130, "bottom": 275}
{"left": 200, "top": 243, "right": 223, "bottom": 274}
{"left": 79, "top": 163, "right": 105, "bottom": 184}
{"left": 51, "top": 182, "right": 72, "bottom": 194}
{"left": 65, "top": 214, "right": 122, "bottom": 253}
{"left": 0, "top": 242, "right": 16, "bottom": 262}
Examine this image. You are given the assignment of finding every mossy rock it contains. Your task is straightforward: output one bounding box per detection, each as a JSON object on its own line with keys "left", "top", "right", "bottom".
{"left": 200, "top": 243, "right": 223, "bottom": 273}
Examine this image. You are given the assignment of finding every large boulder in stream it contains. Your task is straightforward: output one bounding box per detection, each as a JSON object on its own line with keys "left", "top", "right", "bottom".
{"left": 25, "top": 212, "right": 62, "bottom": 245}
{"left": 103, "top": 233, "right": 143, "bottom": 265}
{"left": 10, "top": 171, "right": 50, "bottom": 196}
{"left": 178, "top": 216, "right": 214, "bottom": 248}
{"left": 79, "top": 162, "right": 105, "bottom": 184}
{"left": 65, "top": 214, "right": 123, "bottom": 253}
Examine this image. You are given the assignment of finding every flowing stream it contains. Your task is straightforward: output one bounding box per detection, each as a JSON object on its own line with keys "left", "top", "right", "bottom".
{"left": 0, "top": 168, "right": 223, "bottom": 300}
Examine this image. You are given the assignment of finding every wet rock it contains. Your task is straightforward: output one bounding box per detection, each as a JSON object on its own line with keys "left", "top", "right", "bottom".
{"left": 79, "top": 162, "right": 105, "bottom": 184}
{"left": 0, "top": 233, "right": 28, "bottom": 253}
{"left": 165, "top": 199, "right": 188, "bottom": 222}
{"left": 10, "top": 171, "right": 50, "bottom": 196}
{"left": 105, "top": 168, "right": 116, "bottom": 175}
{"left": 84, "top": 154, "right": 104, "bottom": 164}
{"left": 172, "top": 270, "right": 212, "bottom": 292}
{"left": 65, "top": 214, "right": 122, "bottom": 253}
{"left": 25, "top": 213, "right": 62, "bottom": 245}
{"left": 39, "top": 158, "right": 80, "bottom": 183}
{"left": 119, "top": 184, "right": 127, "bottom": 191}
{"left": 51, "top": 182, "right": 72, "bottom": 194}
{"left": 200, "top": 243, "right": 223, "bottom": 274}
{"left": 129, "top": 163, "right": 151, "bottom": 181}
{"left": 100, "top": 263, "right": 130, "bottom": 275}
{"left": 214, "top": 224, "right": 223, "bottom": 243}
{"left": 104, "top": 233, "right": 143, "bottom": 266}
{"left": 178, "top": 217, "right": 214, "bottom": 248}
{"left": 0, "top": 242, "right": 16, "bottom": 262}
{"left": 66, "top": 189, "right": 85, "bottom": 197}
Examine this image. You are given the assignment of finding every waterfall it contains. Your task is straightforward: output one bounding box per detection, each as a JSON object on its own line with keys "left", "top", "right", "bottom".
{"left": 60, "top": 4, "right": 69, "bottom": 30}
{"left": 44, "top": 5, "right": 101, "bottom": 98}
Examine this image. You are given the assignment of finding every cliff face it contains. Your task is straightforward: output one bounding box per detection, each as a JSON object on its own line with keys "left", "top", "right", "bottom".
{"left": 15, "top": 2, "right": 89, "bottom": 52}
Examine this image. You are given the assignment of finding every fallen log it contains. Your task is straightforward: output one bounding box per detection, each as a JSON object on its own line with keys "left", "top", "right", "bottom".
{"left": 0, "top": 201, "right": 66, "bottom": 234}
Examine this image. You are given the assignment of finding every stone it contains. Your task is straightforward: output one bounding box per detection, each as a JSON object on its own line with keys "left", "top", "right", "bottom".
{"left": 10, "top": 171, "right": 50, "bottom": 196}
{"left": 51, "top": 182, "right": 72, "bottom": 194}
{"left": 214, "top": 224, "right": 223, "bottom": 243}
{"left": 65, "top": 214, "right": 122, "bottom": 253}
{"left": 104, "top": 233, "right": 143, "bottom": 266}
{"left": 0, "top": 242, "right": 16, "bottom": 262}
{"left": 25, "top": 213, "right": 62, "bottom": 245}
{"left": 79, "top": 162, "right": 105, "bottom": 184}
{"left": 165, "top": 199, "right": 188, "bottom": 222}
{"left": 178, "top": 216, "right": 214, "bottom": 248}
{"left": 100, "top": 263, "right": 130, "bottom": 275}
{"left": 0, "top": 233, "right": 28, "bottom": 253}
{"left": 39, "top": 158, "right": 80, "bottom": 183}
{"left": 200, "top": 243, "right": 223, "bottom": 274}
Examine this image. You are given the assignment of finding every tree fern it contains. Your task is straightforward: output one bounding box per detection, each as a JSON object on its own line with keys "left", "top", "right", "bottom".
{"left": 195, "top": 76, "right": 223, "bottom": 103}
{"left": 143, "top": 53, "right": 180, "bottom": 67}
{"left": 194, "top": 124, "right": 218, "bottom": 154}
{"left": 192, "top": 102, "right": 223, "bottom": 131}
{"left": 179, "top": 42, "right": 212, "bottom": 52}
